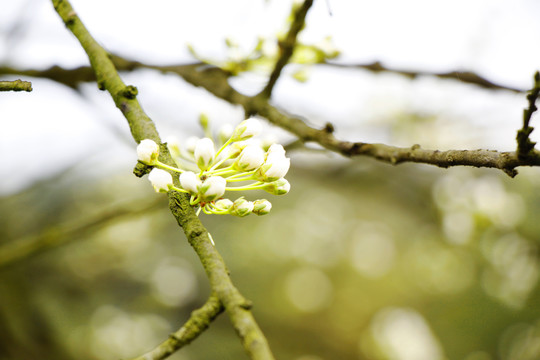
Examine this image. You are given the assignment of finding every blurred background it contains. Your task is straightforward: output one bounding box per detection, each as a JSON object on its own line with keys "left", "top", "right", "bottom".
{"left": 1, "top": 1, "right": 540, "bottom": 359}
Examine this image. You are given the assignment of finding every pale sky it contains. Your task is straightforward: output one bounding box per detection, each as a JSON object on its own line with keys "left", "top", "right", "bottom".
{"left": 1, "top": 0, "right": 539, "bottom": 194}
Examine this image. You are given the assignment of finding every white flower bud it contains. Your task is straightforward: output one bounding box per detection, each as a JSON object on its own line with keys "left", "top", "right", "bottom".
{"left": 137, "top": 139, "right": 160, "bottom": 164}
{"left": 231, "top": 198, "right": 254, "bottom": 217}
{"left": 268, "top": 143, "right": 286, "bottom": 156}
{"left": 165, "top": 136, "right": 181, "bottom": 159}
{"left": 214, "top": 198, "right": 234, "bottom": 212}
{"left": 264, "top": 178, "right": 290, "bottom": 195}
{"left": 231, "top": 118, "right": 262, "bottom": 141}
{"left": 185, "top": 136, "right": 200, "bottom": 153}
{"left": 253, "top": 199, "right": 272, "bottom": 216}
{"left": 148, "top": 168, "right": 173, "bottom": 193}
{"left": 255, "top": 150, "right": 291, "bottom": 182}
{"left": 194, "top": 137, "right": 215, "bottom": 171}
{"left": 218, "top": 123, "right": 234, "bottom": 144}
{"left": 235, "top": 145, "right": 265, "bottom": 171}
{"left": 199, "top": 176, "right": 226, "bottom": 201}
{"left": 180, "top": 171, "right": 201, "bottom": 194}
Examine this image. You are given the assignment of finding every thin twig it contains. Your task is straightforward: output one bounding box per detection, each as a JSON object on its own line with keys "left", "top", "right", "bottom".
{"left": 324, "top": 61, "right": 525, "bottom": 93}
{"left": 129, "top": 294, "right": 224, "bottom": 360}
{"left": 517, "top": 71, "right": 540, "bottom": 157}
{"left": 51, "top": 1, "right": 275, "bottom": 359}
{"left": 0, "top": 79, "right": 32, "bottom": 91}
{"left": 259, "top": 0, "right": 314, "bottom": 98}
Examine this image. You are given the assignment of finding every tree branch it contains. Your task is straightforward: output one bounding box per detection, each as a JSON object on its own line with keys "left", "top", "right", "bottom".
{"left": 50, "top": 1, "right": 275, "bottom": 359}
{"left": 324, "top": 61, "right": 525, "bottom": 93}
{"left": 8, "top": 55, "right": 540, "bottom": 176}
{"left": 129, "top": 294, "right": 224, "bottom": 360}
{"left": 0, "top": 79, "right": 32, "bottom": 92}
{"left": 517, "top": 71, "right": 540, "bottom": 157}
{"left": 260, "top": 0, "right": 313, "bottom": 98}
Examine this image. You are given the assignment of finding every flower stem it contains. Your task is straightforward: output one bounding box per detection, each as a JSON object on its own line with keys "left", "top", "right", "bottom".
{"left": 155, "top": 160, "right": 184, "bottom": 173}
{"left": 226, "top": 182, "right": 264, "bottom": 191}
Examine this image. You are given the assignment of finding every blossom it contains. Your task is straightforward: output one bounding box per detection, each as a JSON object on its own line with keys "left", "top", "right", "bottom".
{"left": 214, "top": 199, "right": 234, "bottom": 212}
{"left": 199, "top": 176, "right": 226, "bottom": 201}
{"left": 253, "top": 199, "right": 272, "bottom": 216}
{"left": 137, "top": 139, "right": 159, "bottom": 165}
{"left": 235, "top": 144, "right": 265, "bottom": 171}
{"left": 180, "top": 171, "right": 201, "bottom": 194}
{"left": 218, "top": 123, "right": 234, "bottom": 144}
{"left": 263, "top": 178, "right": 290, "bottom": 195}
{"left": 194, "top": 137, "right": 215, "bottom": 171}
{"left": 148, "top": 168, "right": 173, "bottom": 193}
{"left": 255, "top": 147, "right": 290, "bottom": 182}
{"left": 231, "top": 198, "right": 254, "bottom": 217}
{"left": 231, "top": 118, "right": 262, "bottom": 141}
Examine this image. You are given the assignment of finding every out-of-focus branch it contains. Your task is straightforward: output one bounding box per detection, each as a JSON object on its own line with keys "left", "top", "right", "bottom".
{"left": 0, "top": 59, "right": 524, "bottom": 93}
{"left": 0, "top": 199, "right": 163, "bottom": 271}
{"left": 129, "top": 294, "right": 224, "bottom": 360}
{"left": 51, "top": 1, "right": 275, "bottom": 359}
{"left": 260, "top": 0, "right": 313, "bottom": 98}
{"left": 517, "top": 71, "right": 540, "bottom": 157}
{"left": 0, "top": 79, "right": 32, "bottom": 91}
{"left": 7, "top": 56, "right": 540, "bottom": 176}
{"left": 324, "top": 61, "right": 525, "bottom": 93}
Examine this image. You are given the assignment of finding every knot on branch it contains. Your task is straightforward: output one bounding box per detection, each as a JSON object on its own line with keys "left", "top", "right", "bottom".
{"left": 133, "top": 161, "right": 151, "bottom": 178}
{"left": 323, "top": 122, "right": 335, "bottom": 133}
{"left": 119, "top": 85, "right": 138, "bottom": 99}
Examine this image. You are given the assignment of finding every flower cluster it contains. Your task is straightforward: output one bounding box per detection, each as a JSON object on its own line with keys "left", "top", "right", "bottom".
{"left": 136, "top": 118, "right": 290, "bottom": 216}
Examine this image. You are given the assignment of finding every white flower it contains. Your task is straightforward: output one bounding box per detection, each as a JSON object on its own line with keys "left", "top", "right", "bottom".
{"left": 194, "top": 137, "right": 215, "bottom": 171}
{"left": 235, "top": 144, "right": 265, "bottom": 171}
{"left": 180, "top": 171, "right": 201, "bottom": 194}
{"left": 137, "top": 139, "right": 159, "bottom": 164}
{"left": 231, "top": 118, "right": 262, "bottom": 141}
{"left": 263, "top": 178, "right": 290, "bottom": 195}
{"left": 199, "top": 176, "right": 226, "bottom": 201}
{"left": 253, "top": 199, "right": 272, "bottom": 216}
{"left": 148, "top": 168, "right": 173, "bottom": 193}
{"left": 256, "top": 149, "right": 291, "bottom": 182}
{"left": 231, "top": 198, "right": 254, "bottom": 217}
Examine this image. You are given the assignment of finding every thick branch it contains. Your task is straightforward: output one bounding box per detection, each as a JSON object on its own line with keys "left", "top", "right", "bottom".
{"left": 260, "top": 0, "right": 313, "bottom": 98}
{"left": 0, "top": 79, "right": 32, "bottom": 92}
{"left": 51, "top": 1, "right": 275, "bottom": 359}
{"left": 130, "top": 294, "right": 224, "bottom": 360}
{"left": 517, "top": 71, "right": 540, "bottom": 157}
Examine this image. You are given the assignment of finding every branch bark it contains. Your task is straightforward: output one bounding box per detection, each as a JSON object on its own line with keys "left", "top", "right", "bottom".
{"left": 50, "top": 1, "right": 275, "bottom": 359}
{"left": 517, "top": 71, "right": 540, "bottom": 157}
{"left": 260, "top": 0, "right": 313, "bottom": 98}
{"left": 129, "top": 294, "right": 224, "bottom": 360}
{"left": 0, "top": 79, "right": 32, "bottom": 92}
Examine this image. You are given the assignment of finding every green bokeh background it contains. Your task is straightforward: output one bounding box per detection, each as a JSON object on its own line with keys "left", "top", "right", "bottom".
{"left": 2, "top": 144, "right": 540, "bottom": 360}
